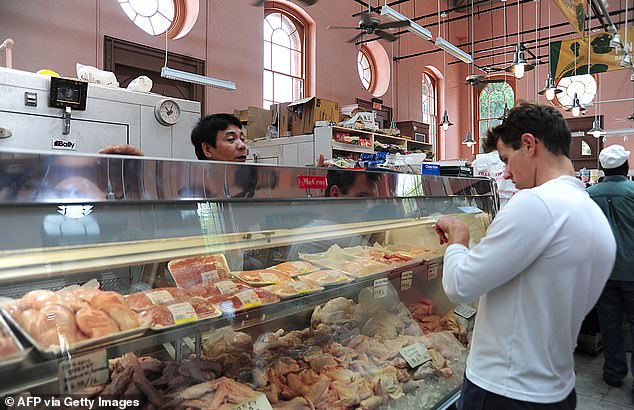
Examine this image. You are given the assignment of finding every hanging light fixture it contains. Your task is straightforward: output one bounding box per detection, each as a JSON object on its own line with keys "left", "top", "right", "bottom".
{"left": 587, "top": 118, "right": 606, "bottom": 138}
{"left": 506, "top": 0, "right": 534, "bottom": 79}
{"left": 610, "top": 32, "right": 624, "bottom": 50}
{"left": 498, "top": 103, "right": 510, "bottom": 120}
{"left": 538, "top": 2, "right": 561, "bottom": 101}
{"left": 567, "top": 93, "right": 584, "bottom": 117}
{"left": 440, "top": 109, "right": 453, "bottom": 130}
{"left": 438, "top": 6, "right": 453, "bottom": 132}
{"left": 462, "top": 131, "right": 476, "bottom": 147}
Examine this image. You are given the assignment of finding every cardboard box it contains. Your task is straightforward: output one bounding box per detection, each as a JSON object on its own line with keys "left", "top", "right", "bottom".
{"left": 234, "top": 107, "right": 271, "bottom": 139}
{"left": 288, "top": 97, "right": 340, "bottom": 135}
{"left": 270, "top": 103, "right": 292, "bottom": 137}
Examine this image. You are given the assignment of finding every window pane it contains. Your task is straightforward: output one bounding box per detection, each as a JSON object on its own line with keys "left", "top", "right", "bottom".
{"left": 293, "top": 78, "right": 304, "bottom": 100}
{"left": 274, "top": 73, "right": 293, "bottom": 103}
{"left": 150, "top": 13, "right": 171, "bottom": 35}
{"left": 264, "top": 19, "right": 273, "bottom": 40}
{"left": 581, "top": 141, "right": 592, "bottom": 156}
{"left": 264, "top": 41, "right": 272, "bottom": 70}
{"left": 263, "top": 70, "right": 273, "bottom": 101}
{"left": 266, "top": 13, "right": 282, "bottom": 29}
{"left": 263, "top": 99, "right": 273, "bottom": 110}
{"left": 134, "top": 16, "right": 154, "bottom": 35}
{"left": 272, "top": 29, "right": 291, "bottom": 47}
{"left": 272, "top": 44, "right": 291, "bottom": 74}
{"left": 157, "top": 0, "right": 174, "bottom": 20}
{"left": 290, "top": 30, "right": 302, "bottom": 52}
{"left": 291, "top": 50, "right": 302, "bottom": 76}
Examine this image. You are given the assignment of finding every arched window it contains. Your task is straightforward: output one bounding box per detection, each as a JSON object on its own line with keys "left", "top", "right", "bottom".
{"left": 263, "top": 9, "right": 305, "bottom": 109}
{"left": 357, "top": 48, "right": 373, "bottom": 91}
{"left": 478, "top": 82, "right": 514, "bottom": 140}
{"left": 422, "top": 72, "right": 437, "bottom": 149}
{"left": 118, "top": 0, "right": 198, "bottom": 39}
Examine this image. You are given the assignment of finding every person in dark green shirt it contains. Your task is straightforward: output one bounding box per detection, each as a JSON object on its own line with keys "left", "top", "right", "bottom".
{"left": 587, "top": 144, "right": 634, "bottom": 397}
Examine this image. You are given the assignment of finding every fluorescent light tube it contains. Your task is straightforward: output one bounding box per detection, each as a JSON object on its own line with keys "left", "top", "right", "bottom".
{"left": 161, "top": 66, "right": 236, "bottom": 91}
{"left": 381, "top": 5, "right": 432, "bottom": 41}
{"left": 435, "top": 36, "right": 473, "bottom": 64}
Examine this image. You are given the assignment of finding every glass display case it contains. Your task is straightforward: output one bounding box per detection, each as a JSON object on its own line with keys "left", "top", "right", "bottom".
{"left": 0, "top": 149, "right": 498, "bottom": 409}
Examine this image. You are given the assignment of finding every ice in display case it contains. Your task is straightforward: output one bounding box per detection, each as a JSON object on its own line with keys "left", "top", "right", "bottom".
{"left": 0, "top": 149, "right": 499, "bottom": 409}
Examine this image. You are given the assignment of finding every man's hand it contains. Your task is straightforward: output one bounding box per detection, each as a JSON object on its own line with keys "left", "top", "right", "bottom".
{"left": 98, "top": 144, "right": 144, "bottom": 156}
{"left": 433, "top": 216, "right": 470, "bottom": 247}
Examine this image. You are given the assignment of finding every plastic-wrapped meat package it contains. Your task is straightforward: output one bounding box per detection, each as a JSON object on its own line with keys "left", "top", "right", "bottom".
{"left": 124, "top": 287, "right": 190, "bottom": 311}
{"left": 232, "top": 269, "right": 292, "bottom": 286}
{"left": 215, "top": 288, "right": 280, "bottom": 314}
{"left": 268, "top": 261, "right": 320, "bottom": 277}
{"left": 167, "top": 254, "right": 231, "bottom": 288}
{"left": 186, "top": 280, "right": 251, "bottom": 299}
{"left": 149, "top": 297, "right": 221, "bottom": 329}
{"left": 0, "top": 316, "right": 22, "bottom": 360}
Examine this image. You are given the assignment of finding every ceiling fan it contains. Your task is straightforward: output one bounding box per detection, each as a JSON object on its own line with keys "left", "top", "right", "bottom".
{"left": 327, "top": 8, "right": 410, "bottom": 43}
{"left": 465, "top": 74, "right": 505, "bottom": 87}
{"left": 251, "top": 0, "right": 318, "bottom": 6}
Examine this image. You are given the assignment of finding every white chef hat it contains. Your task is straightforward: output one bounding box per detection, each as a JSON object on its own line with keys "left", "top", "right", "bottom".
{"left": 599, "top": 144, "right": 630, "bottom": 169}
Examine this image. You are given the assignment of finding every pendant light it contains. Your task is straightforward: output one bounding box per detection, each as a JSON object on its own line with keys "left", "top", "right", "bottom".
{"left": 463, "top": 0, "right": 476, "bottom": 151}
{"left": 505, "top": 0, "right": 534, "bottom": 79}
{"left": 570, "top": 93, "right": 583, "bottom": 117}
{"left": 586, "top": 0, "right": 605, "bottom": 138}
{"left": 462, "top": 131, "right": 476, "bottom": 147}
{"left": 498, "top": 103, "right": 510, "bottom": 120}
{"left": 438, "top": 4, "right": 453, "bottom": 131}
{"left": 538, "top": 2, "right": 562, "bottom": 101}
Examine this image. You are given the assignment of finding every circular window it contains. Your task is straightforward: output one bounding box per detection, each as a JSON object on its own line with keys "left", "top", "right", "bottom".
{"left": 556, "top": 74, "right": 597, "bottom": 108}
{"left": 119, "top": 0, "right": 198, "bottom": 39}
{"left": 357, "top": 49, "right": 373, "bottom": 90}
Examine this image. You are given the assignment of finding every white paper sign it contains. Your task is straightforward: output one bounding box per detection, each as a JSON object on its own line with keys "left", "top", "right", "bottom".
{"left": 58, "top": 350, "right": 108, "bottom": 393}
{"left": 399, "top": 343, "right": 432, "bottom": 368}
{"left": 236, "top": 290, "right": 262, "bottom": 308}
{"left": 427, "top": 263, "right": 440, "bottom": 281}
{"left": 201, "top": 269, "right": 220, "bottom": 283}
{"left": 146, "top": 290, "right": 174, "bottom": 305}
{"left": 458, "top": 206, "right": 483, "bottom": 214}
{"left": 216, "top": 280, "right": 238, "bottom": 295}
{"left": 259, "top": 272, "right": 282, "bottom": 283}
{"left": 167, "top": 302, "right": 198, "bottom": 324}
{"left": 454, "top": 303, "right": 477, "bottom": 319}
{"left": 400, "top": 270, "right": 413, "bottom": 291}
{"left": 289, "top": 281, "right": 312, "bottom": 293}
{"left": 233, "top": 393, "right": 273, "bottom": 410}
{"left": 373, "top": 278, "right": 388, "bottom": 299}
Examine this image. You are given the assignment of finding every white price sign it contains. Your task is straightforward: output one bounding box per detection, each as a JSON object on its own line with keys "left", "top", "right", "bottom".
{"left": 58, "top": 350, "right": 108, "bottom": 393}
{"left": 400, "top": 270, "right": 413, "bottom": 291}
{"left": 399, "top": 343, "right": 432, "bottom": 368}
{"left": 373, "top": 278, "right": 388, "bottom": 299}
{"left": 427, "top": 263, "right": 440, "bottom": 281}
{"left": 454, "top": 303, "right": 477, "bottom": 319}
{"left": 233, "top": 393, "right": 273, "bottom": 410}
{"left": 200, "top": 269, "right": 220, "bottom": 283}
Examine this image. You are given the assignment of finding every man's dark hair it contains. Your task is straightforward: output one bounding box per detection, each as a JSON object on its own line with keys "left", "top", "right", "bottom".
{"left": 601, "top": 160, "right": 629, "bottom": 176}
{"left": 483, "top": 101, "right": 571, "bottom": 157}
{"left": 191, "top": 113, "right": 243, "bottom": 160}
{"left": 326, "top": 169, "right": 381, "bottom": 197}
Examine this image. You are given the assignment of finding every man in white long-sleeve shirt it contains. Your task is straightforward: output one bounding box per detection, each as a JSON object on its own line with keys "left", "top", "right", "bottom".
{"left": 434, "top": 102, "right": 616, "bottom": 409}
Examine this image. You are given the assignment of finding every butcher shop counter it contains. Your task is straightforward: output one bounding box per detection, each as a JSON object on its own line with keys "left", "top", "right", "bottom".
{"left": 0, "top": 149, "right": 498, "bottom": 409}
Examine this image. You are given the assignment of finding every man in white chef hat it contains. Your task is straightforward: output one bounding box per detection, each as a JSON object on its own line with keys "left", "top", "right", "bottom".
{"left": 587, "top": 144, "right": 634, "bottom": 402}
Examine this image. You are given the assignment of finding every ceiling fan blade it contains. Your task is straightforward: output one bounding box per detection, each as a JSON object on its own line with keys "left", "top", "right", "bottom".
{"left": 298, "top": 0, "right": 318, "bottom": 5}
{"left": 378, "top": 21, "right": 410, "bottom": 30}
{"left": 375, "top": 30, "right": 397, "bottom": 42}
{"left": 250, "top": 0, "right": 265, "bottom": 6}
{"left": 347, "top": 32, "right": 366, "bottom": 44}
{"left": 327, "top": 26, "right": 360, "bottom": 30}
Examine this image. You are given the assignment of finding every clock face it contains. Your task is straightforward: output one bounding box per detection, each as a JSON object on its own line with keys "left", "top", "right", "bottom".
{"left": 155, "top": 99, "right": 181, "bottom": 126}
{"left": 556, "top": 74, "right": 597, "bottom": 108}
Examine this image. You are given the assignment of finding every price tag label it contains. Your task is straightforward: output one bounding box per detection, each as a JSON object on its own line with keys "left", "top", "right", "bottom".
{"left": 146, "top": 290, "right": 174, "bottom": 305}
{"left": 289, "top": 281, "right": 312, "bottom": 293}
{"left": 233, "top": 393, "right": 273, "bottom": 410}
{"left": 201, "top": 269, "right": 220, "bottom": 283}
{"left": 399, "top": 343, "right": 432, "bottom": 368}
{"left": 373, "top": 278, "right": 388, "bottom": 299}
{"left": 427, "top": 263, "right": 440, "bottom": 281}
{"left": 259, "top": 272, "right": 282, "bottom": 283}
{"left": 216, "top": 280, "right": 238, "bottom": 295}
{"left": 400, "top": 270, "right": 413, "bottom": 291}
{"left": 236, "top": 290, "right": 262, "bottom": 309}
{"left": 58, "top": 350, "right": 108, "bottom": 393}
{"left": 454, "top": 303, "right": 477, "bottom": 319}
{"left": 167, "top": 302, "right": 199, "bottom": 325}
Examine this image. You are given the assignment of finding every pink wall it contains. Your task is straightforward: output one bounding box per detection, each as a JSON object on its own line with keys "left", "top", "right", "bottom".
{"left": 1, "top": 0, "right": 632, "bottom": 160}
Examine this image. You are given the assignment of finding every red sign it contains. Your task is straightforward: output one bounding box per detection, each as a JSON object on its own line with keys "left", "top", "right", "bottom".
{"left": 298, "top": 175, "right": 328, "bottom": 189}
